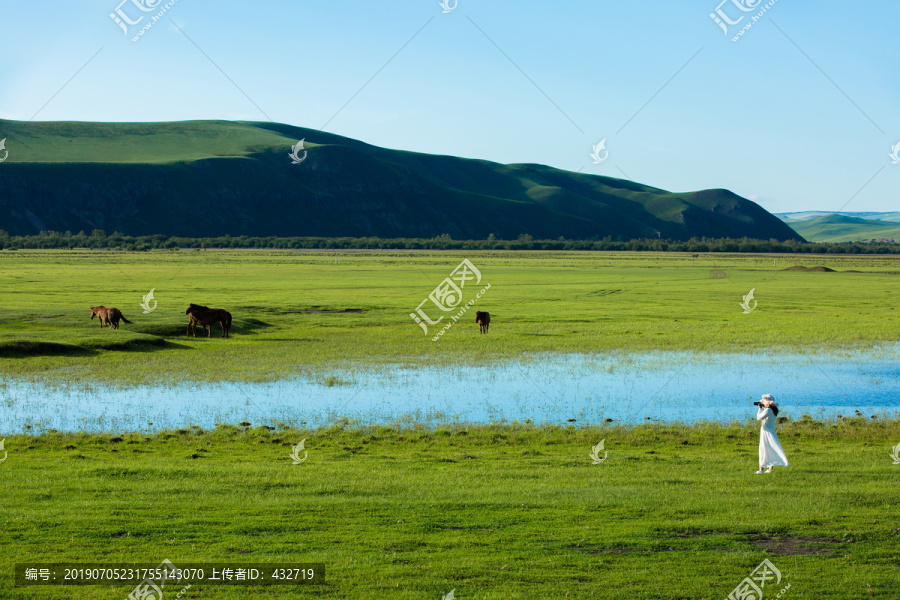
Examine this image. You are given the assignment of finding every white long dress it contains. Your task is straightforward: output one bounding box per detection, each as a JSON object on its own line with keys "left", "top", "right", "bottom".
{"left": 758, "top": 407, "right": 789, "bottom": 468}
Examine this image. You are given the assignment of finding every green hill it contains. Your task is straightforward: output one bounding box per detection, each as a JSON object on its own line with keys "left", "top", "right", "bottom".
{"left": 777, "top": 211, "right": 900, "bottom": 223}
{"left": 0, "top": 119, "right": 802, "bottom": 241}
{"left": 787, "top": 214, "right": 900, "bottom": 242}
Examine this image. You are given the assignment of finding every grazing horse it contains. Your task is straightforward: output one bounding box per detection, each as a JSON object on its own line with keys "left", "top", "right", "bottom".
{"left": 186, "top": 303, "right": 232, "bottom": 338}
{"left": 475, "top": 311, "right": 490, "bottom": 334}
{"left": 90, "top": 306, "right": 133, "bottom": 330}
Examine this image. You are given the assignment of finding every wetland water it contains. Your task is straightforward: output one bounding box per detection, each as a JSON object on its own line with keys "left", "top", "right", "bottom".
{"left": 2, "top": 347, "right": 898, "bottom": 433}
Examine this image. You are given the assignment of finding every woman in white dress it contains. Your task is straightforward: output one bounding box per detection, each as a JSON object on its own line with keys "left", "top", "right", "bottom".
{"left": 756, "top": 394, "right": 789, "bottom": 474}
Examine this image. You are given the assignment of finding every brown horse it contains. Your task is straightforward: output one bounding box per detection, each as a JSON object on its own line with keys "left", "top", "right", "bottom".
{"left": 186, "top": 303, "right": 232, "bottom": 338}
{"left": 90, "top": 306, "right": 133, "bottom": 330}
{"left": 475, "top": 311, "right": 490, "bottom": 334}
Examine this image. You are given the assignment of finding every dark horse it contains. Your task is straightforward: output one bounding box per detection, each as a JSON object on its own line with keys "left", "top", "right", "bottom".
{"left": 475, "top": 311, "right": 490, "bottom": 334}
{"left": 90, "top": 306, "right": 133, "bottom": 330}
{"left": 186, "top": 303, "right": 232, "bottom": 338}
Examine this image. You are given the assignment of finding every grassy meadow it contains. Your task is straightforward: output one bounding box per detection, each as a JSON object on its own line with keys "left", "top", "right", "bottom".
{"left": 0, "top": 249, "right": 898, "bottom": 385}
{"left": 1, "top": 249, "right": 899, "bottom": 598}
{"left": 2, "top": 420, "right": 900, "bottom": 599}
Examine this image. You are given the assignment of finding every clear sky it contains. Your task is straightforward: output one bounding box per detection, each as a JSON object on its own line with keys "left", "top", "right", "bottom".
{"left": 1, "top": 0, "right": 897, "bottom": 213}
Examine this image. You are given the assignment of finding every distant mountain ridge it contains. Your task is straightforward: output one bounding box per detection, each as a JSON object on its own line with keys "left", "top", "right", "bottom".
{"left": 777, "top": 211, "right": 900, "bottom": 224}
{"left": 0, "top": 119, "right": 803, "bottom": 241}
{"left": 778, "top": 212, "right": 900, "bottom": 242}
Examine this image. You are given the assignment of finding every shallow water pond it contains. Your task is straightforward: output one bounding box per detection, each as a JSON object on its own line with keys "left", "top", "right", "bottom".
{"left": 1, "top": 347, "right": 898, "bottom": 433}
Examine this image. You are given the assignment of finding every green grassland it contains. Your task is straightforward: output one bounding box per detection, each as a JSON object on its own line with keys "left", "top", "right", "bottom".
{"left": 2, "top": 420, "right": 900, "bottom": 599}
{"left": 3, "top": 250, "right": 900, "bottom": 598}
{"left": 0, "top": 249, "right": 898, "bottom": 386}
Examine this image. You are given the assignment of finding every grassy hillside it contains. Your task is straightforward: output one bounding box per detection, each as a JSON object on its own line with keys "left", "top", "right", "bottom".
{"left": 787, "top": 214, "right": 900, "bottom": 242}
{"left": 0, "top": 119, "right": 802, "bottom": 241}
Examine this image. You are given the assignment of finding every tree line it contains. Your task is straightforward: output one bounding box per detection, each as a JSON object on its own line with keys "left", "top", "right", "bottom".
{"left": 0, "top": 230, "right": 898, "bottom": 254}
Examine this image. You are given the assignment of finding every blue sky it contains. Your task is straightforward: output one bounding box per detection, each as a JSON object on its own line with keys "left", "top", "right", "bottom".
{"left": 1, "top": 0, "right": 897, "bottom": 213}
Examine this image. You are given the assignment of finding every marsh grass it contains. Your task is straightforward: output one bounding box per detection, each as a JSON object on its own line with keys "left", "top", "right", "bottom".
{"left": 2, "top": 420, "right": 899, "bottom": 598}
